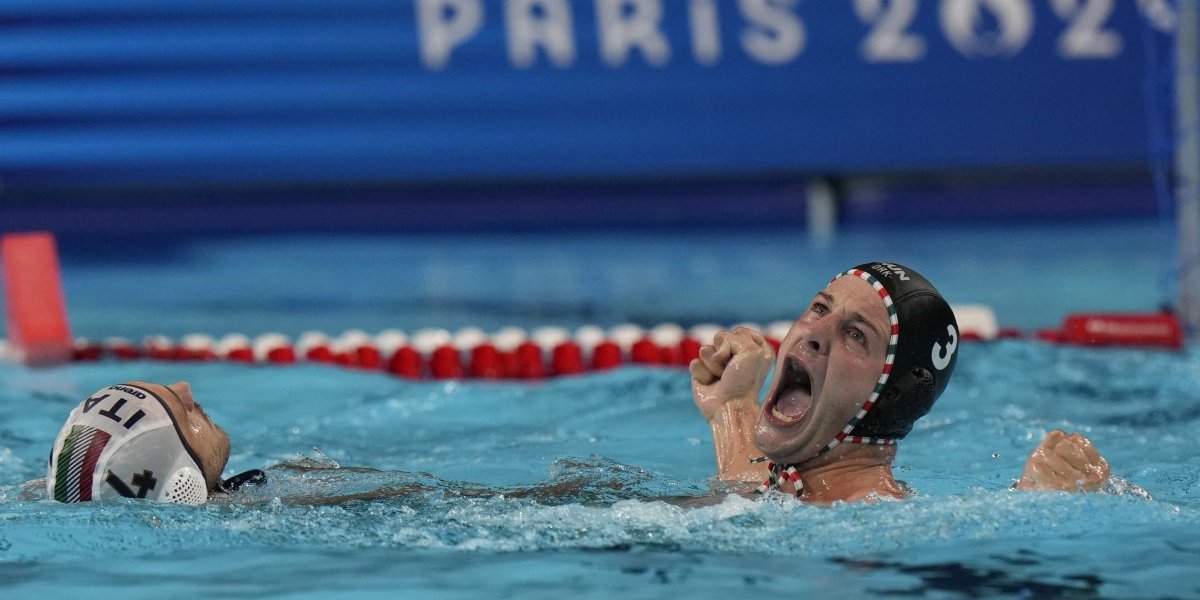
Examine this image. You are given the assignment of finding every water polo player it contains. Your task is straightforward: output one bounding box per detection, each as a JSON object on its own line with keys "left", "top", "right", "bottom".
{"left": 41, "top": 381, "right": 666, "bottom": 507}
{"left": 47, "top": 381, "right": 260, "bottom": 504}
{"left": 691, "top": 261, "right": 1111, "bottom": 502}
{"left": 41, "top": 381, "right": 620, "bottom": 507}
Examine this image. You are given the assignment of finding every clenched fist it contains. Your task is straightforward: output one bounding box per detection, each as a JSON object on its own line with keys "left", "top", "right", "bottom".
{"left": 689, "top": 327, "right": 775, "bottom": 423}
{"left": 1017, "top": 429, "right": 1111, "bottom": 492}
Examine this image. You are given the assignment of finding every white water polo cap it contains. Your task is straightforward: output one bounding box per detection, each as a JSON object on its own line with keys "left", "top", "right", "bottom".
{"left": 47, "top": 384, "right": 209, "bottom": 505}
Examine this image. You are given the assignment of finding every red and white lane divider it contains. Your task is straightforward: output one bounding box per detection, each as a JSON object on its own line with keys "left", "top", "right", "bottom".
{"left": 57, "top": 305, "right": 1184, "bottom": 380}
{"left": 7, "top": 308, "right": 1190, "bottom": 377}
{"left": 7, "top": 312, "right": 1190, "bottom": 376}
{"left": 0, "top": 296, "right": 1170, "bottom": 378}
{"left": 67, "top": 322, "right": 784, "bottom": 380}
{"left": 1, "top": 298, "right": 1186, "bottom": 372}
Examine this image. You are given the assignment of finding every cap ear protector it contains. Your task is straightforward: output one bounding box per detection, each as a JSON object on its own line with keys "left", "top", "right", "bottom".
{"left": 830, "top": 262, "right": 958, "bottom": 446}
{"left": 47, "top": 384, "right": 209, "bottom": 505}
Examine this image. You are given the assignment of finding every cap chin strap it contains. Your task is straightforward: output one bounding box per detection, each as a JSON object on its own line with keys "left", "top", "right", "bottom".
{"left": 749, "top": 437, "right": 897, "bottom": 499}
{"left": 219, "top": 469, "right": 268, "bottom": 493}
{"left": 750, "top": 457, "right": 804, "bottom": 498}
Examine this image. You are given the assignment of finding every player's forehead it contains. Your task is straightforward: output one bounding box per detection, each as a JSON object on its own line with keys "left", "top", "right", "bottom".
{"left": 821, "top": 275, "right": 887, "bottom": 315}
{"left": 126, "top": 380, "right": 165, "bottom": 397}
{"left": 124, "top": 381, "right": 182, "bottom": 411}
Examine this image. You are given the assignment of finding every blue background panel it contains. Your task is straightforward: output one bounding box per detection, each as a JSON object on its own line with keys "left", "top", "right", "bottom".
{"left": 0, "top": 0, "right": 1175, "bottom": 186}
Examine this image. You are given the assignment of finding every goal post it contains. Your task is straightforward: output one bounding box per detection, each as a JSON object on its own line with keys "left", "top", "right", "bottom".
{"left": 1177, "top": 0, "right": 1200, "bottom": 335}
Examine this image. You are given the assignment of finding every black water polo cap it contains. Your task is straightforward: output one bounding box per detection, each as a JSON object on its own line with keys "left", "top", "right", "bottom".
{"left": 835, "top": 262, "right": 959, "bottom": 442}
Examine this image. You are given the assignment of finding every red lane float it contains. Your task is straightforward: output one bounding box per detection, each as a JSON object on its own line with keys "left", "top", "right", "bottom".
{"left": 1046, "top": 312, "right": 1184, "bottom": 350}
{"left": 105, "top": 338, "right": 142, "bottom": 360}
{"left": 72, "top": 339, "right": 104, "bottom": 362}
{"left": 470, "top": 343, "right": 503, "bottom": 379}
{"left": 181, "top": 334, "right": 218, "bottom": 361}
{"left": 217, "top": 334, "right": 254, "bottom": 363}
{"left": 388, "top": 347, "right": 422, "bottom": 378}
{"left": 552, "top": 342, "right": 584, "bottom": 375}
{"left": 297, "top": 331, "right": 334, "bottom": 363}
{"left": 592, "top": 342, "right": 622, "bottom": 370}
{"left": 254, "top": 333, "right": 296, "bottom": 364}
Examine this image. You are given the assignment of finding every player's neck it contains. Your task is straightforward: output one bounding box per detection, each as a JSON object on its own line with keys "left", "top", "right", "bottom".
{"left": 788, "top": 445, "right": 904, "bottom": 503}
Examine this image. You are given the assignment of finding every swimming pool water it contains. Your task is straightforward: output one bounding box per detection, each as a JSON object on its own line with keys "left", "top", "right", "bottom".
{"left": 1, "top": 220, "right": 1198, "bottom": 598}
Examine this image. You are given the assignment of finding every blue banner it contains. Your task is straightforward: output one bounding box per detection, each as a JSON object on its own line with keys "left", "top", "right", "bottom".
{"left": 0, "top": 0, "right": 1181, "bottom": 186}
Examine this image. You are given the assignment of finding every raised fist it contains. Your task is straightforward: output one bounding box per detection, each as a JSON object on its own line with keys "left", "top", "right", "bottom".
{"left": 689, "top": 327, "right": 775, "bottom": 423}
{"left": 1017, "top": 429, "right": 1110, "bottom": 492}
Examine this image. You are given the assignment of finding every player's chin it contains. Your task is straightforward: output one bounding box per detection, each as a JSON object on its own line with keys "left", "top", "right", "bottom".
{"left": 752, "top": 420, "right": 810, "bottom": 465}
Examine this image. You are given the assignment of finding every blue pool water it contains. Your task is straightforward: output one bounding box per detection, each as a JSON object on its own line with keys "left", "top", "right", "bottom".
{"left": 2, "top": 219, "right": 1199, "bottom": 598}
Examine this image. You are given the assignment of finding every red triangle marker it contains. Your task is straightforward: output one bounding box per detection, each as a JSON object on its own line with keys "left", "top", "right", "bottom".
{"left": 2, "top": 232, "right": 73, "bottom": 367}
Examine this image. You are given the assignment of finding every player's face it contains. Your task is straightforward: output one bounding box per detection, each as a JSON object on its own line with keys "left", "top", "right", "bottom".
{"left": 753, "top": 276, "right": 890, "bottom": 465}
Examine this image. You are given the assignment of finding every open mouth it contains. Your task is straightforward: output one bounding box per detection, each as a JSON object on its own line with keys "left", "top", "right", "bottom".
{"left": 765, "top": 355, "right": 813, "bottom": 426}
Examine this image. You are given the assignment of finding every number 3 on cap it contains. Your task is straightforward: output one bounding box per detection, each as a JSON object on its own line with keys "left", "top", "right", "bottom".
{"left": 931, "top": 325, "right": 958, "bottom": 371}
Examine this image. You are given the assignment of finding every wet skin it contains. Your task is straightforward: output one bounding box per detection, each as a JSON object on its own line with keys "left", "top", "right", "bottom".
{"left": 753, "top": 275, "right": 890, "bottom": 467}
{"left": 1018, "top": 429, "right": 1111, "bottom": 492}
{"left": 128, "top": 381, "right": 231, "bottom": 490}
{"left": 690, "top": 272, "right": 1117, "bottom": 501}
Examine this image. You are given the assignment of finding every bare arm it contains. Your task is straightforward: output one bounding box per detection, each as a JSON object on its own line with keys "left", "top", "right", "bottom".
{"left": 689, "top": 327, "right": 775, "bottom": 483}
